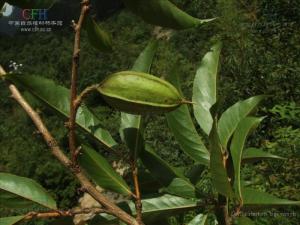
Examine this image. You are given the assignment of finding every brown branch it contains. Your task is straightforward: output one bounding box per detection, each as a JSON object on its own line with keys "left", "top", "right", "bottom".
{"left": 5, "top": 81, "right": 138, "bottom": 225}
{"left": 68, "top": 0, "right": 90, "bottom": 164}
{"left": 130, "top": 160, "right": 143, "bottom": 225}
{"left": 1, "top": 2, "right": 139, "bottom": 225}
{"left": 23, "top": 208, "right": 107, "bottom": 220}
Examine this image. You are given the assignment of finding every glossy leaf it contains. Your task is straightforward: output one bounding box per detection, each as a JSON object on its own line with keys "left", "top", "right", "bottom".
{"left": 6, "top": 74, "right": 117, "bottom": 149}
{"left": 120, "top": 41, "right": 158, "bottom": 159}
{"left": 7, "top": 0, "right": 56, "bottom": 8}
{"left": 0, "top": 190, "right": 39, "bottom": 209}
{"left": 91, "top": 194, "right": 199, "bottom": 224}
{"left": 122, "top": 0, "right": 215, "bottom": 30}
{"left": 0, "top": 216, "right": 25, "bottom": 225}
{"left": 230, "top": 117, "right": 265, "bottom": 200}
{"left": 138, "top": 170, "right": 163, "bottom": 194}
{"left": 131, "top": 40, "right": 158, "bottom": 73}
{"left": 193, "top": 42, "right": 222, "bottom": 135}
{"left": 78, "top": 145, "right": 132, "bottom": 196}
{"left": 166, "top": 64, "right": 210, "bottom": 166}
{"left": 209, "top": 120, "right": 233, "bottom": 197}
{"left": 0, "top": 173, "right": 57, "bottom": 209}
{"left": 140, "top": 145, "right": 184, "bottom": 185}
{"left": 242, "top": 147, "right": 285, "bottom": 163}
{"left": 161, "top": 178, "right": 196, "bottom": 199}
{"left": 243, "top": 188, "right": 300, "bottom": 207}
{"left": 123, "top": 128, "right": 144, "bottom": 160}
{"left": 185, "top": 164, "right": 206, "bottom": 185}
{"left": 234, "top": 216, "right": 255, "bottom": 225}
{"left": 84, "top": 16, "right": 112, "bottom": 52}
{"left": 188, "top": 214, "right": 208, "bottom": 225}
{"left": 137, "top": 195, "right": 199, "bottom": 221}
{"left": 140, "top": 146, "right": 196, "bottom": 198}
{"left": 218, "top": 95, "right": 267, "bottom": 148}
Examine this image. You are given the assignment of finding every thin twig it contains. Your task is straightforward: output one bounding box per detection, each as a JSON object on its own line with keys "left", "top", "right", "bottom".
{"left": 1, "top": 70, "right": 138, "bottom": 225}
{"left": 74, "top": 84, "right": 99, "bottom": 109}
{"left": 68, "top": 0, "right": 90, "bottom": 165}
{"left": 130, "top": 160, "right": 143, "bottom": 225}
{"left": 23, "top": 207, "right": 107, "bottom": 220}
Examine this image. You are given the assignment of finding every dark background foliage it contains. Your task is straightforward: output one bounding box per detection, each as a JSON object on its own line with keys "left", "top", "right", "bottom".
{"left": 0, "top": 0, "right": 299, "bottom": 224}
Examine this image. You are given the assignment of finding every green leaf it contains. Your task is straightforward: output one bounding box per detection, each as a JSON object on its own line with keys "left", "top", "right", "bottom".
{"left": 185, "top": 164, "right": 206, "bottom": 185}
{"left": 123, "top": 128, "right": 144, "bottom": 160}
{"left": 84, "top": 16, "right": 112, "bottom": 52}
{"left": 188, "top": 214, "right": 208, "bottom": 225}
{"left": 131, "top": 40, "right": 158, "bottom": 73}
{"left": 91, "top": 194, "right": 199, "bottom": 224}
{"left": 0, "top": 190, "right": 40, "bottom": 209}
{"left": 0, "top": 216, "right": 25, "bottom": 225}
{"left": 218, "top": 95, "right": 267, "bottom": 148}
{"left": 0, "top": 173, "right": 57, "bottom": 209}
{"left": 234, "top": 216, "right": 255, "bottom": 225}
{"left": 139, "top": 195, "right": 198, "bottom": 222}
{"left": 166, "top": 64, "right": 210, "bottom": 166}
{"left": 161, "top": 178, "right": 196, "bottom": 199}
{"left": 243, "top": 188, "right": 300, "bottom": 207}
{"left": 78, "top": 145, "right": 132, "bottom": 196}
{"left": 209, "top": 120, "right": 233, "bottom": 198}
{"left": 138, "top": 170, "right": 163, "bottom": 194}
{"left": 122, "top": 0, "right": 215, "bottom": 30}
{"left": 7, "top": 0, "right": 56, "bottom": 8}
{"left": 140, "top": 146, "right": 184, "bottom": 185}
{"left": 230, "top": 117, "right": 265, "bottom": 200}
{"left": 120, "top": 40, "right": 158, "bottom": 160}
{"left": 242, "top": 147, "right": 285, "bottom": 163}
{"left": 193, "top": 42, "right": 222, "bottom": 135}
{"left": 6, "top": 74, "right": 117, "bottom": 149}
{"left": 140, "top": 146, "right": 196, "bottom": 198}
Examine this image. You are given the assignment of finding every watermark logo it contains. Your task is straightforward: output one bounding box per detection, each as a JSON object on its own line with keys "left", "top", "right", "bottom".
{"left": 22, "top": 9, "right": 48, "bottom": 20}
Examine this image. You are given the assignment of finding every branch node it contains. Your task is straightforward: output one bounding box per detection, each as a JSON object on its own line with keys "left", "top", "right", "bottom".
{"left": 64, "top": 121, "right": 71, "bottom": 129}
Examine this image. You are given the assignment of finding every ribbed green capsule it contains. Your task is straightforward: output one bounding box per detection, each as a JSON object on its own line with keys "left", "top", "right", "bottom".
{"left": 98, "top": 71, "right": 187, "bottom": 114}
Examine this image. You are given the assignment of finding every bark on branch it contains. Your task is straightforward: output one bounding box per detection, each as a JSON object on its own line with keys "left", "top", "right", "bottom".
{"left": 131, "top": 160, "right": 144, "bottom": 225}
{"left": 23, "top": 208, "right": 107, "bottom": 220}
{"left": 6, "top": 83, "right": 138, "bottom": 225}
{"left": 68, "top": 0, "right": 90, "bottom": 164}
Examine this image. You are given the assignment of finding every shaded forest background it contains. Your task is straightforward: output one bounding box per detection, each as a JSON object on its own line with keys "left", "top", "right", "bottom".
{"left": 0, "top": 0, "right": 299, "bottom": 224}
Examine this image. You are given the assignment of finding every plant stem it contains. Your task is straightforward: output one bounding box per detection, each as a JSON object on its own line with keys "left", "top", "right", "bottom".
{"left": 131, "top": 160, "right": 144, "bottom": 225}
{"left": 5, "top": 79, "right": 139, "bottom": 225}
{"left": 74, "top": 84, "right": 99, "bottom": 109}
{"left": 69, "top": 0, "right": 89, "bottom": 164}
{"left": 23, "top": 208, "right": 107, "bottom": 220}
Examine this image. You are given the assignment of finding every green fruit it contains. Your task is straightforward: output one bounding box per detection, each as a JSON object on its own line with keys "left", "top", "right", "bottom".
{"left": 122, "top": 0, "right": 215, "bottom": 30}
{"left": 98, "top": 71, "right": 187, "bottom": 114}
